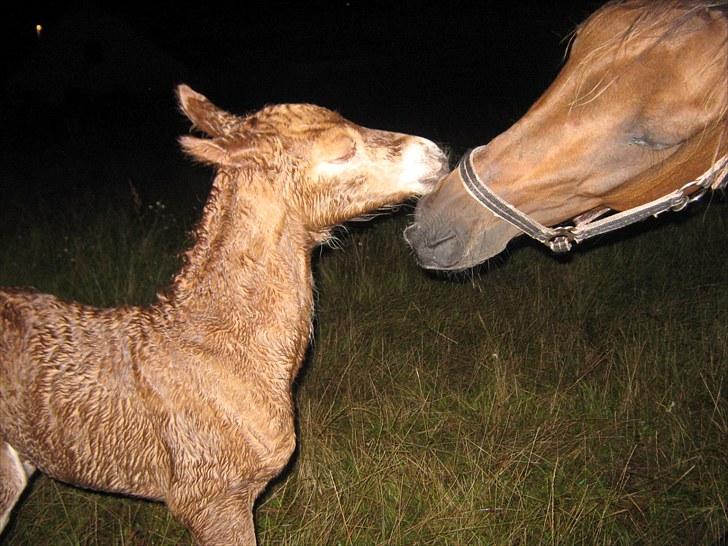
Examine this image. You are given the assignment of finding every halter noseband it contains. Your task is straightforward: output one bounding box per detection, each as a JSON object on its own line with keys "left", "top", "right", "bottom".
{"left": 459, "top": 147, "right": 728, "bottom": 253}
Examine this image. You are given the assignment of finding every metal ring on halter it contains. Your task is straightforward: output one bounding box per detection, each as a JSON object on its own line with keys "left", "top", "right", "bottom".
{"left": 669, "top": 194, "right": 690, "bottom": 212}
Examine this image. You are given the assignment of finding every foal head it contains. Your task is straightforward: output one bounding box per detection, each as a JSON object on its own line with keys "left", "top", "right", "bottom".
{"left": 177, "top": 85, "right": 448, "bottom": 238}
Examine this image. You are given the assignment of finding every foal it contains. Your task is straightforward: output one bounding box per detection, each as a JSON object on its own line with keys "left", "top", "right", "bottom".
{"left": 0, "top": 85, "right": 447, "bottom": 545}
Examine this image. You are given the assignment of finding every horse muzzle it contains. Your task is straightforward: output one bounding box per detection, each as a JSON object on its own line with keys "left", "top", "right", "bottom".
{"left": 404, "top": 220, "right": 466, "bottom": 270}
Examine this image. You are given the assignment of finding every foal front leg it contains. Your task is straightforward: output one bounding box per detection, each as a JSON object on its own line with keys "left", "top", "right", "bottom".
{"left": 171, "top": 485, "right": 263, "bottom": 546}
{"left": 0, "top": 442, "right": 35, "bottom": 533}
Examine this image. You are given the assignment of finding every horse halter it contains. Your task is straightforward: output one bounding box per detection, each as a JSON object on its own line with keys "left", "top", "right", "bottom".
{"left": 459, "top": 146, "right": 728, "bottom": 253}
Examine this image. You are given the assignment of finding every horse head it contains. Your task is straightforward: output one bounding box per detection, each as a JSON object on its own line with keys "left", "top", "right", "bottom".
{"left": 406, "top": 1, "right": 728, "bottom": 270}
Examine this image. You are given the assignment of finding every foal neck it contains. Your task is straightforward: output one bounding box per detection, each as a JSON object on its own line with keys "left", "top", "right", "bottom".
{"left": 162, "top": 169, "right": 314, "bottom": 313}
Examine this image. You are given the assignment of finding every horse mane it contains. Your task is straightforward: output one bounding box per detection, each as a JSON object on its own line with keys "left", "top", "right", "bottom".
{"left": 583, "top": 0, "right": 728, "bottom": 33}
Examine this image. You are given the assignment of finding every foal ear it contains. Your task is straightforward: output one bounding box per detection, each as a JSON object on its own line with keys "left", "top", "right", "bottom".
{"left": 179, "top": 135, "right": 255, "bottom": 168}
{"left": 177, "top": 84, "right": 240, "bottom": 137}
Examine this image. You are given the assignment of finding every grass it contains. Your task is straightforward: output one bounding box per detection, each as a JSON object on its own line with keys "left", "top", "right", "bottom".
{"left": 0, "top": 192, "right": 726, "bottom": 545}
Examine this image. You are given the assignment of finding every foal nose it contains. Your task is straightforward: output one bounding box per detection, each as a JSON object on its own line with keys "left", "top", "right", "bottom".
{"left": 404, "top": 223, "right": 464, "bottom": 269}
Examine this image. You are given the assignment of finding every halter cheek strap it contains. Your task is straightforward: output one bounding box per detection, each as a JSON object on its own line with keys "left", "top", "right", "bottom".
{"left": 459, "top": 147, "right": 728, "bottom": 253}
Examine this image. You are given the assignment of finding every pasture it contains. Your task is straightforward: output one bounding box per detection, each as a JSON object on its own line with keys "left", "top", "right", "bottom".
{"left": 0, "top": 177, "right": 726, "bottom": 544}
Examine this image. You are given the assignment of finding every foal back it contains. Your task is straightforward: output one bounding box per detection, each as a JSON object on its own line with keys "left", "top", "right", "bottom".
{"left": 0, "top": 289, "right": 169, "bottom": 498}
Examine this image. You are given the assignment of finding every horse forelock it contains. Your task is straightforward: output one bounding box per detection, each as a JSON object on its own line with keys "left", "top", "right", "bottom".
{"left": 577, "top": 0, "right": 728, "bottom": 38}
{"left": 563, "top": 0, "right": 728, "bottom": 116}
{"left": 568, "top": 1, "right": 727, "bottom": 69}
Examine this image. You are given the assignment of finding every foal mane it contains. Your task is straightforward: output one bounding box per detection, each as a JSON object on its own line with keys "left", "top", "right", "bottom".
{"left": 160, "top": 103, "right": 347, "bottom": 304}
{"left": 161, "top": 114, "right": 286, "bottom": 304}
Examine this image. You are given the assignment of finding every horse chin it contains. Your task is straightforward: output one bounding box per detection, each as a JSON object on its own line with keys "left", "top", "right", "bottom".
{"left": 436, "top": 221, "right": 519, "bottom": 271}
{"left": 460, "top": 221, "right": 520, "bottom": 269}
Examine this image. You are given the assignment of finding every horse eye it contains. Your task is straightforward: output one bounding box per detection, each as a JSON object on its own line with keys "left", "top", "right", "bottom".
{"left": 630, "top": 135, "right": 673, "bottom": 151}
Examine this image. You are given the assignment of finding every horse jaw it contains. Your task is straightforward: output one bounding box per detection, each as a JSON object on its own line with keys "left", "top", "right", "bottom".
{"left": 440, "top": 217, "right": 521, "bottom": 271}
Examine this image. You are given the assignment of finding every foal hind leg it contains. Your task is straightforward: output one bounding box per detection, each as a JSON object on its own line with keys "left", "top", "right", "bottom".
{"left": 0, "top": 442, "right": 35, "bottom": 534}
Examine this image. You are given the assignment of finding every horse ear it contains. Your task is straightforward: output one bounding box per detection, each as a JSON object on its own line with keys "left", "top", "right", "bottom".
{"left": 179, "top": 135, "right": 255, "bottom": 168}
{"left": 177, "top": 84, "right": 240, "bottom": 137}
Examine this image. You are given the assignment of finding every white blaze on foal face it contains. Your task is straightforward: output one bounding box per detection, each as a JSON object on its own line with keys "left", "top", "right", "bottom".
{"left": 310, "top": 126, "right": 444, "bottom": 188}
{"left": 397, "top": 139, "right": 448, "bottom": 190}
{"left": 305, "top": 121, "right": 448, "bottom": 226}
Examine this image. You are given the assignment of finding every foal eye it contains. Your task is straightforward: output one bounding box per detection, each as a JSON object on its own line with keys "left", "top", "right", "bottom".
{"left": 332, "top": 142, "right": 356, "bottom": 162}
{"left": 326, "top": 135, "right": 357, "bottom": 163}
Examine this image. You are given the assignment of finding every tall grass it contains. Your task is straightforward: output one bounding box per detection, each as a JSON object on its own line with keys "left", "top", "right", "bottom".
{"left": 1, "top": 195, "right": 726, "bottom": 545}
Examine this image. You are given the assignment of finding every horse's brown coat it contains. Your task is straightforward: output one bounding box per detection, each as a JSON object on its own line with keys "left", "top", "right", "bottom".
{"left": 0, "top": 85, "right": 447, "bottom": 545}
{"left": 407, "top": 0, "right": 728, "bottom": 270}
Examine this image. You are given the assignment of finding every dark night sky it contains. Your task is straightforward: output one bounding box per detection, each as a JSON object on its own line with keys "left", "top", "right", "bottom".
{"left": 3, "top": 2, "right": 601, "bottom": 113}
{"left": 0, "top": 1, "right": 602, "bottom": 209}
{"left": 5, "top": 3, "right": 598, "bottom": 64}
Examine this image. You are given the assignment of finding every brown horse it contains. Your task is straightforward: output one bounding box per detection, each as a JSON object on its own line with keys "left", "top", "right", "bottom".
{"left": 405, "top": 0, "right": 728, "bottom": 270}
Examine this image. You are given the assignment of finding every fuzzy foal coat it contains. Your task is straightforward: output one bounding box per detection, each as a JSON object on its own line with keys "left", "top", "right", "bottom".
{"left": 0, "top": 85, "right": 447, "bottom": 544}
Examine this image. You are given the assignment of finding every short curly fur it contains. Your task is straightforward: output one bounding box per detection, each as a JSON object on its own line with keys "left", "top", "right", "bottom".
{"left": 0, "top": 85, "right": 447, "bottom": 545}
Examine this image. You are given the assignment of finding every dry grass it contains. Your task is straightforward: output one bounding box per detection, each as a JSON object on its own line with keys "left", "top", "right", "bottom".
{"left": 1, "top": 195, "right": 726, "bottom": 545}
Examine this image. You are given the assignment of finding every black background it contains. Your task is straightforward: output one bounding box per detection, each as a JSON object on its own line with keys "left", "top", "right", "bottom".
{"left": 1, "top": 1, "right": 602, "bottom": 215}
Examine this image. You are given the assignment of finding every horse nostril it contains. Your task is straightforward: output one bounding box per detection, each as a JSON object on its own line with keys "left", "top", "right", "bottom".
{"left": 424, "top": 228, "right": 463, "bottom": 268}
{"left": 427, "top": 230, "right": 464, "bottom": 268}
{"left": 405, "top": 224, "right": 464, "bottom": 269}
{"left": 427, "top": 231, "right": 457, "bottom": 248}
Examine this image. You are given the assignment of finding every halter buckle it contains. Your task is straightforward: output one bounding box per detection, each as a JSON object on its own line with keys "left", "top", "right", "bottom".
{"left": 547, "top": 227, "right": 576, "bottom": 253}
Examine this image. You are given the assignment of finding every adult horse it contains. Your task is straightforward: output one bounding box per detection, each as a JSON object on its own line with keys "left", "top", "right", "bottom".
{"left": 405, "top": 0, "right": 728, "bottom": 270}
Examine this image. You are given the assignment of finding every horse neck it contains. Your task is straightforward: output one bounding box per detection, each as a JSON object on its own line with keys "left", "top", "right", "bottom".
{"left": 604, "top": 122, "right": 728, "bottom": 211}
{"left": 162, "top": 169, "right": 315, "bottom": 327}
